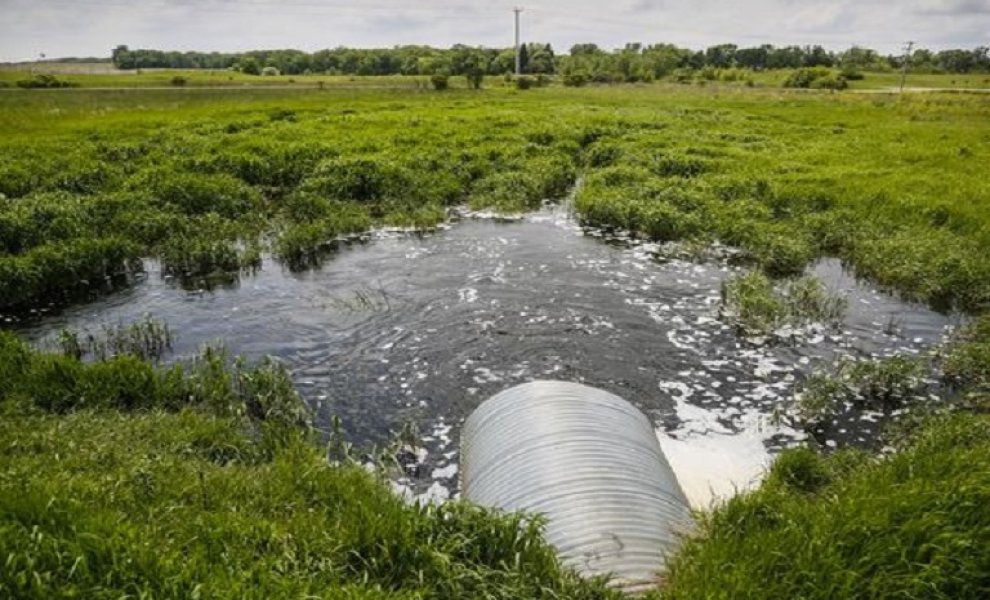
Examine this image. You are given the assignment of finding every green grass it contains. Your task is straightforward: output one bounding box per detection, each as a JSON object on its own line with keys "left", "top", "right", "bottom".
{"left": 2, "top": 66, "right": 988, "bottom": 91}
{"left": 0, "top": 330, "right": 618, "bottom": 599}
{"left": 654, "top": 412, "right": 990, "bottom": 599}
{"left": 719, "top": 271, "right": 846, "bottom": 336}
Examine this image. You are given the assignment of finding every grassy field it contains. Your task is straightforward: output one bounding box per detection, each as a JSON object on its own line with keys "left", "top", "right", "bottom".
{"left": 2, "top": 81, "right": 989, "bottom": 597}
{"left": 2, "top": 83, "right": 989, "bottom": 308}
{"left": 3, "top": 64, "right": 990, "bottom": 91}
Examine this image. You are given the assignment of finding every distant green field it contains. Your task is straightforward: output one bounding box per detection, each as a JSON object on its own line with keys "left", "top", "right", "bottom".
{"left": 0, "top": 67, "right": 433, "bottom": 88}
{"left": 3, "top": 65, "right": 989, "bottom": 91}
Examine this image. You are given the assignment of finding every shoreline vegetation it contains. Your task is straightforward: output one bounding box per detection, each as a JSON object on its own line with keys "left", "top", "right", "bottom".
{"left": 2, "top": 75, "right": 989, "bottom": 597}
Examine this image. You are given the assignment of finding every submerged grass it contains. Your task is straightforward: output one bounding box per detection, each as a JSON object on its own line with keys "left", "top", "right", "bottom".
{"left": 794, "top": 356, "right": 929, "bottom": 427}
{"left": 719, "top": 271, "right": 847, "bottom": 336}
{"left": 52, "top": 313, "right": 173, "bottom": 362}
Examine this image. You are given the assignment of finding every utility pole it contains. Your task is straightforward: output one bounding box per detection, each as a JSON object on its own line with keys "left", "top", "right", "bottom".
{"left": 514, "top": 7, "right": 523, "bottom": 75}
{"left": 899, "top": 41, "right": 915, "bottom": 93}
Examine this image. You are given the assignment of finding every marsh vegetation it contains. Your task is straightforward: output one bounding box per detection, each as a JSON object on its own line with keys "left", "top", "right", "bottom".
{"left": 2, "top": 80, "right": 989, "bottom": 598}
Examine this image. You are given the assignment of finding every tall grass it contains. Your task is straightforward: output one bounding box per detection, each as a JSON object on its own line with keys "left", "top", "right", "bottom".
{"left": 719, "top": 271, "right": 847, "bottom": 336}
{"left": 0, "top": 327, "right": 618, "bottom": 599}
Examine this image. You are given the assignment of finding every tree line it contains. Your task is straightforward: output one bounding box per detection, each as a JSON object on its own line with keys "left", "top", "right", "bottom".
{"left": 110, "top": 43, "right": 990, "bottom": 78}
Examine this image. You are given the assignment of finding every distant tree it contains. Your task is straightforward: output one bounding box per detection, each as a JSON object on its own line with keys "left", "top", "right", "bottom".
{"left": 641, "top": 44, "right": 687, "bottom": 78}
{"left": 570, "top": 43, "right": 602, "bottom": 56}
{"left": 462, "top": 51, "right": 487, "bottom": 89}
{"left": 99, "top": 42, "right": 989, "bottom": 79}
{"left": 518, "top": 43, "right": 529, "bottom": 73}
{"left": 910, "top": 48, "right": 935, "bottom": 71}
{"left": 736, "top": 45, "right": 771, "bottom": 70}
{"left": 803, "top": 45, "right": 833, "bottom": 67}
{"left": 111, "top": 45, "right": 129, "bottom": 67}
{"left": 430, "top": 74, "right": 449, "bottom": 90}
{"left": 935, "top": 48, "right": 989, "bottom": 73}
{"left": 526, "top": 43, "right": 555, "bottom": 74}
{"left": 687, "top": 50, "right": 706, "bottom": 69}
{"left": 705, "top": 44, "right": 737, "bottom": 68}
{"left": 493, "top": 49, "right": 516, "bottom": 74}
{"left": 839, "top": 46, "right": 882, "bottom": 69}
{"left": 239, "top": 57, "right": 261, "bottom": 75}
{"left": 768, "top": 46, "right": 805, "bottom": 69}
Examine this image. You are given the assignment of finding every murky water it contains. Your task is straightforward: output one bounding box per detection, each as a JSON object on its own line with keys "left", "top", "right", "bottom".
{"left": 8, "top": 207, "right": 958, "bottom": 507}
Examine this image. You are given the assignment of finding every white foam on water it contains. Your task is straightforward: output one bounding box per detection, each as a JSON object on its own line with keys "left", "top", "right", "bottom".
{"left": 432, "top": 463, "right": 459, "bottom": 479}
{"left": 657, "top": 396, "right": 805, "bottom": 510}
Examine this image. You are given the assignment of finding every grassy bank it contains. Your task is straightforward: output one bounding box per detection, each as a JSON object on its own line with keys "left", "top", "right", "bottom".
{"left": 655, "top": 412, "right": 990, "bottom": 599}
{"left": 0, "top": 330, "right": 617, "bottom": 599}
{"left": 2, "top": 321, "right": 988, "bottom": 598}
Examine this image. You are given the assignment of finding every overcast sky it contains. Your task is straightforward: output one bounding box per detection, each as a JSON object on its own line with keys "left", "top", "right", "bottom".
{"left": 2, "top": 0, "right": 988, "bottom": 62}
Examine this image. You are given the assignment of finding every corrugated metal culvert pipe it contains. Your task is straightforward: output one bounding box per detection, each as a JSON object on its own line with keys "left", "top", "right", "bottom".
{"left": 460, "top": 381, "right": 693, "bottom": 593}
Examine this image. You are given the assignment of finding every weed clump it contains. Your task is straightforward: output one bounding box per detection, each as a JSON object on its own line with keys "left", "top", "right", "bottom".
{"left": 0, "top": 237, "right": 141, "bottom": 309}
{"left": 129, "top": 168, "right": 261, "bottom": 217}
{"left": 719, "top": 271, "right": 847, "bottom": 337}
{"left": 15, "top": 74, "right": 77, "bottom": 89}
{"left": 469, "top": 171, "right": 543, "bottom": 213}
{"left": 53, "top": 314, "right": 173, "bottom": 362}
{"left": 942, "top": 315, "right": 990, "bottom": 393}
{"left": 794, "top": 356, "right": 928, "bottom": 426}
{"left": 784, "top": 67, "right": 848, "bottom": 90}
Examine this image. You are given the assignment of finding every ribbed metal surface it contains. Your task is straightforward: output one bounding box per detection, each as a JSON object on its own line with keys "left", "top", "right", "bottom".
{"left": 460, "top": 381, "right": 692, "bottom": 592}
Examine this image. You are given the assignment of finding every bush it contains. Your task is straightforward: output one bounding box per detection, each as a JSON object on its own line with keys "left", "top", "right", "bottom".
{"left": 465, "top": 70, "right": 484, "bottom": 90}
{"left": 170, "top": 75, "right": 187, "bottom": 86}
{"left": 812, "top": 75, "right": 848, "bottom": 90}
{"left": 430, "top": 74, "right": 449, "bottom": 91}
{"left": 784, "top": 67, "right": 847, "bottom": 90}
{"left": 515, "top": 75, "right": 535, "bottom": 90}
{"left": 15, "top": 74, "right": 76, "bottom": 89}
{"left": 562, "top": 72, "right": 588, "bottom": 87}
{"left": 261, "top": 66, "right": 280, "bottom": 77}
{"left": 840, "top": 66, "right": 865, "bottom": 80}
{"left": 672, "top": 68, "right": 694, "bottom": 84}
